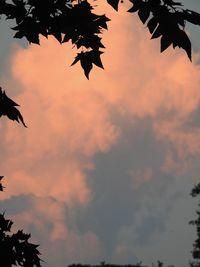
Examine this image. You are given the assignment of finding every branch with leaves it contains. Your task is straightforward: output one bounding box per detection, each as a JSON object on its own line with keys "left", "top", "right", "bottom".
{"left": 0, "top": 214, "right": 42, "bottom": 267}
{"left": 0, "top": 0, "right": 200, "bottom": 78}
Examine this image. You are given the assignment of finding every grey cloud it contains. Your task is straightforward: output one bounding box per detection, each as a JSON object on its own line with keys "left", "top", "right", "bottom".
{"left": 73, "top": 117, "right": 179, "bottom": 261}
{"left": 0, "top": 194, "right": 33, "bottom": 214}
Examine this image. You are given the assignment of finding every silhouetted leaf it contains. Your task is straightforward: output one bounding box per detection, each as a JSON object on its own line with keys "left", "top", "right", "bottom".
{"left": 7, "top": 106, "right": 27, "bottom": 127}
{"left": 138, "top": 7, "right": 150, "bottom": 24}
{"left": 128, "top": 2, "right": 140, "bottom": 13}
{"left": 147, "top": 17, "right": 158, "bottom": 34}
{"left": 107, "top": 0, "right": 120, "bottom": 11}
{"left": 96, "top": 15, "right": 110, "bottom": 30}
{"left": 71, "top": 53, "right": 82, "bottom": 66}
{"left": 80, "top": 54, "right": 93, "bottom": 79}
{"left": 128, "top": 0, "right": 144, "bottom": 13}
{"left": 151, "top": 24, "right": 162, "bottom": 39}
{"left": 0, "top": 87, "right": 27, "bottom": 127}
{"left": 0, "top": 176, "right": 4, "bottom": 192}
{"left": 90, "top": 50, "right": 104, "bottom": 69}
{"left": 13, "top": 30, "right": 24, "bottom": 39}
{"left": 184, "top": 10, "right": 200, "bottom": 26}
{"left": 161, "top": 34, "right": 172, "bottom": 52}
{"left": 175, "top": 29, "right": 192, "bottom": 60}
{"left": 71, "top": 52, "right": 92, "bottom": 79}
{"left": 0, "top": 214, "right": 13, "bottom": 232}
{"left": 163, "top": 0, "right": 182, "bottom": 7}
{"left": 71, "top": 50, "right": 104, "bottom": 79}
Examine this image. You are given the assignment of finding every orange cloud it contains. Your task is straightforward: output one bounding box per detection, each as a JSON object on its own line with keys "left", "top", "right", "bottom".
{"left": 1, "top": 3, "right": 200, "bottom": 265}
{"left": 0, "top": 38, "right": 119, "bottom": 205}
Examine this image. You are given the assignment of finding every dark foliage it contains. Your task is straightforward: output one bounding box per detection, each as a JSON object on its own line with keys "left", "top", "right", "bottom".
{"left": 0, "top": 176, "right": 4, "bottom": 191}
{"left": 0, "top": 0, "right": 108, "bottom": 79}
{"left": 127, "top": 0, "right": 196, "bottom": 61}
{"left": 191, "top": 183, "right": 200, "bottom": 198}
{"left": 0, "top": 214, "right": 42, "bottom": 267}
{"left": 68, "top": 263, "right": 146, "bottom": 267}
{"left": 190, "top": 183, "right": 200, "bottom": 267}
{"left": 0, "top": 177, "right": 42, "bottom": 267}
{"left": 68, "top": 261, "right": 173, "bottom": 267}
{"left": 0, "top": 0, "right": 200, "bottom": 78}
{"left": 0, "top": 87, "right": 27, "bottom": 127}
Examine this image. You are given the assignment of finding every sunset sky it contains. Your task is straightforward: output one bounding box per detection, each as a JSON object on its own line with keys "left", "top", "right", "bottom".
{"left": 0, "top": 1, "right": 200, "bottom": 267}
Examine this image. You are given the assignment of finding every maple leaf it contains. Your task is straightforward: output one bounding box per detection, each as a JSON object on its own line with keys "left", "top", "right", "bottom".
{"left": 107, "top": 0, "right": 120, "bottom": 11}
{"left": 1, "top": 0, "right": 200, "bottom": 76}
{"left": 71, "top": 50, "right": 104, "bottom": 79}
{"left": 0, "top": 87, "right": 27, "bottom": 127}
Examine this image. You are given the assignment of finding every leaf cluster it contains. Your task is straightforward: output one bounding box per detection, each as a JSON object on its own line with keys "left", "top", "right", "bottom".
{"left": 0, "top": 0, "right": 109, "bottom": 79}
{"left": 1, "top": 0, "right": 200, "bottom": 78}
{"left": 127, "top": 0, "right": 200, "bottom": 61}
{"left": 0, "top": 213, "right": 42, "bottom": 267}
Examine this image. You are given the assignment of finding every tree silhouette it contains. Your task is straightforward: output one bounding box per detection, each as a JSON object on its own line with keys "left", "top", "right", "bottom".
{"left": 0, "top": 0, "right": 200, "bottom": 78}
{"left": 1, "top": 1, "right": 200, "bottom": 266}
{"left": 0, "top": 177, "right": 42, "bottom": 267}
{"left": 68, "top": 261, "right": 174, "bottom": 267}
{"left": 190, "top": 183, "right": 200, "bottom": 267}
{"left": 68, "top": 263, "right": 146, "bottom": 267}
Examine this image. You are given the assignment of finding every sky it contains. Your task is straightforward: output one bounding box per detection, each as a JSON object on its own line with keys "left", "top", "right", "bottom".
{"left": 0, "top": 1, "right": 200, "bottom": 267}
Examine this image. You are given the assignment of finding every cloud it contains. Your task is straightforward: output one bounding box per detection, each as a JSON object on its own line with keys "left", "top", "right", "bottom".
{"left": 1, "top": 2, "right": 200, "bottom": 266}
{"left": 8, "top": 196, "right": 102, "bottom": 267}
{"left": 0, "top": 36, "right": 119, "bottom": 206}
{"left": 129, "top": 167, "right": 153, "bottom": 189}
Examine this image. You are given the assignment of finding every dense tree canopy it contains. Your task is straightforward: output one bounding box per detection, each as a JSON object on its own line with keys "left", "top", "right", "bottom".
{"left": 0, "top": 0, "right": 200, "bottom": 78}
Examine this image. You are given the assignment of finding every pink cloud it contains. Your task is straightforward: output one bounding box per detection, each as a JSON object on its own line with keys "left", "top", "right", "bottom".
{"left": 0, "top": 38, "right": 119, "bottom": 205}
{"left": 1, "top": 3, "right": 200, "bottom": 264}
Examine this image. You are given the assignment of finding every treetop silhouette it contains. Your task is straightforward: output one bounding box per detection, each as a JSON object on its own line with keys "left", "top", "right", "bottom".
{"left": 1, "top": 0, "right": 200, "bottom": 78}
{"left": 190, "top": 182, "right": 200, "bottom": 267}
